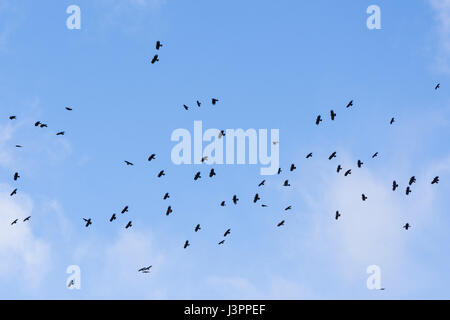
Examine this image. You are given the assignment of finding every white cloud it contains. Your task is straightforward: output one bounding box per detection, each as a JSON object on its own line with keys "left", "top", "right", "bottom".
{"left": 430, "top": 0, "right": 450, "bottom": 73}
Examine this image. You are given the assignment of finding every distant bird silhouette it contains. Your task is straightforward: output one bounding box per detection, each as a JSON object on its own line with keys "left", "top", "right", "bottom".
{"left": 56, "top": 131, "right": 65, "bottom": 136}
{"left": 290, "top": 164, "right": 296, "bottom": 172}
{"left": 393, "top": 181, "right": 399, "bottom": 191}
{"left": 283, "top": 180, "right": 290, "bottom": 187}
{"left": 194, "top": 171, "right": 201, "bottom": 181}
{"left": 68, "top": 280, "right": 75, "bottom": 288}
{"left": 11, "top": 219, "right": 18, "bottom": 226}
{"left": 151, "top": 55, "right": 159, "bottom": 64}
{"left": 209, "top": 169, "right": 216, "bottom": 178}
{"left": 201, "top": 156, "right": 208, "bottom": 163}
{"left": 406, "top": 186, "right": 412, "bottom": 195}
{"left": 357, "top": 160, "right": 363, "bottom": 168}
{"left": 158, "top": 170, "right": 165, "bottom": 178}
{"left": 285, "top": 206, "right": 292, "bottom": 211}
{"left": 261, "top": 204, "right": 268, "bottom": 208}
{"left": 220, "top": 201, "right": 226, "bottom": 207}
{"left": 9, "top": 116, "right": 16, "bottom": 120}
{"left": 277, "top": 220, "right": 285, "bottom": 227}
{"left": 431, "top": 176, "right": 439, "bottom": 184}
{"left": 139, "top": 266, "right": 152, "bottom": 273}
{"left": 329, "top": 152, "right": 337, "bottom": 160}
{"left": 232, "top": 195, "right": 239, "bottom": 205}
{"left": 124, "top": 161, "right": 134, "bottom": 166}
{"left": 156, "top": 41, "right": 163, "bottom": 50}
{"left": 125, "top": 221, "right": 132, "bottom": 229}
{"left": 362, "top": 194, "right": 368, "bottom": 201}
{"left": 83, "top": 218, "right": 92, "bottom": 227}
{"left": 306, "top": 153, "right": 313, "bottom": 159}
{"left": 435, "top": 83, "right": 440, "bottom": 90}
{"left": 34, "top": 121, "right": 41, "bottom": 127}
{"left": 315, "top": 115, "right": 322, "bottom": 125}
{"left": 65, "top": 107, "right": 73, "bottom": 111}
{"left": 372, "top": 152, "right": 379, "bottom": 158}
{"left": 337, "top": 165, "right": 342, "bottom": 173}
{"left": 16, "top": 145, "right": 22, "bottom": 148}
{"left": 330, "top": 110, "right": 336, "bottom": 121}
{"left": 196, "top": 100, "right": 201, "bottom": 107}
{"left": 219, "top": 130, "right": 225, "bottom": 139}
{"left": 184, "top": 240, "right": 190, "bottom": 249}
{"left": 403, "top": 223, "right": 410, "bottom": 230}
{"left": 121, "top": 206, "right": 129, "bottom": 214}
{"left": 335, "top": 211, "right": 341, "bottom": 220}
{"left": 344, "top": 169, "right": 352, "bottom": 177}
{"left": 212, "top": 98, "right": 219, "bottom": 105}
{"left": 110, "top": 214, "right": 116, "bottom": 222}
{"left": 258, "top": 180, "right": 266, "bottom": 187}
{"left": 183, "top": 104, "right": 189, "bottom": 111}
{"left": 23, "top": 216, "right": 31, "bottom": 222}
{"left": 148, "top": 154, "right": 156, "bottom": 161}
{"left": 195, "top": 224, "right": 201, "bottom": 232}
{"left": 277, "top": 168, "right": 282, "bottom": 175}
{"left": 40, "top": 124, "right": 48, "bottom": 128}
{"left": 13, "top": 172, "right": 20, "bottom": 181}
{"left": 218, "top": 240, "right": 225, "bottom": 245}
{"left": 163, "top": 193, "right": 170, "bottom": 200}
{"left": 253, "top": 193, "right": 260, "bottom": 203}
{"left": 166, "top": 206, "right": 173, "bottom": 216}
{"left": 409, "top": 176, "right": 416, "bottom": 186}
{"left": 10, "top": 188, "right": 17, "bottom": 196}
{"left": 224, "top": 229, "right": 231, "bottom": 237}
{"left": 390, "top": 118, "right": 395, "bottom": 125}
{"left": 346, "top": 100, "right": 353, "bottom": 108}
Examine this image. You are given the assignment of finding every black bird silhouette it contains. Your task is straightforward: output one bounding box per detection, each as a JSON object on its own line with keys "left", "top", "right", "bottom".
{"left": 83, "top": 218, "right": 92, "bottom": 227}
{"left": 220, "top": 201, "right": 226, "bottom": 207}
{"left": 337, "top": 165, "right": 342, "bottom": 173}
{"left": 10, "top": 189, "right": 17, "bottom": 196}
{"left": 315, "top": 115, "right": 322, "bottom": 125}
{"left": 277, "top": 220, "right": 285, "bottom": 227}
{"left": 390, "top": 118, "right": 395, "bottom": 125}
{"left": 110, "top": 214, "right": 117, "bottom": 222}
{"left": 156, "top": 41, "right": 163, "bottom": 50}
{"left": 23, "top": 216, "right": 31, "bottom": 222}
{"left": 258, "top": 180, "right": 266, "bottom": 187}
{"left": 209, "top": 169, "right": 216, "bottom": 178}
{"left": 409, "top": 176, "right": 416, "bottom": 186}
{"left": 125, "top": 221, "right": 132, "bottom": 229}
{"left": 362, "top": 194, "right": 368, "bottom": 201}
{"left": 16, "top": 145, "right": 22, "bottom": 148}
{"left": 218, "top": 240, "right": 225, "bottom": 245}
{"left": 219, "top": 130, "right": 225, "bottom": 138}
{"left": 13, "top": 172, "right": 20, "bottom": 181}
{"left": 261, "top": 204, "right": 268, "bottom": 208}
{"left": 285, "top": 206, "right": 292, "bottom": 211}
{"left": 139, "top": 266, "right": 152, "bottom": 273}
{"left": 121, "top": 206, "right": 129, "bottom": 214}
{"left": 212, "top": 98, "right": 219, "bottom": 105}
{"left": 195, "top": 224, "right": 201, "bottom": 232}
{"left": 56, "top": 131, "right": 65, "bottom": 136}
{"left": 344, "top": 169, "right": 352, "bottom": 176}
{"left": 183, "top": 104, "right": 189, "bottom": 111}
{"left": 277, "top": 168, "right": 282, "bottom": 175}
{"left": 163, "top": 193, "right": 170, "bottom": 200}
{"left": 403, "top": 223, "right": 410, "bottom": 230}
{"left": 151, "top": 54, "right": 159, "bottom": 64}
{"left": 435, "top": 83, "right": 440, "bottom": 90}
{"left": 224, "top": 229, "right": 231, "bottom": 237}
{"left": 290, "top": 164, "right": 296, "bottom": 172}
{"left": 158, "top": 170, "right": 165, "bottom": 178}
{"left": 253, "top": 193, "right": 260, "bottom": 203}
{"left": 184, "top": 240, "right": 190, "bottom": 249}
{"left": 330, "top": 110, "right": 336, "bottom": 121}
{"left": 148, "top": 154, "right": 156, "bottom": 161}
{"left": 40, "top": 124, "right": 48, "bottom": 128}
{"left": 372, "top": 152, "right": 379, "bottom": 158}
{"left": 306, "top": 153, "right": 313, "bottom": 159}
{"left": 166, "top": 206, "right": 173, "bottom": 216}
{"left": 124, "top": 161, "right": 134, "bottom": 166}
{"left": 65, "top": 107, "right": 73, "bottom": 111}
{"left": 232, "top": 195, "right": 239, "bottom": 205}
{"left": 335, "top": 211, "right": 341, "bottom": 220}
{"left": 346, "top": 100, "right": 353, "bottom": 108}
{"left": 406, "top": 186, "right": 412, "bottom": 195}
{"left": 393, "top": 181, "right": 399, "bottom": 191}
{"left": 201, "top": 156, "right": 208, "bottom": 163}
{"left": 431, "top": 176, "right": 439, "bottom": 184}
{"left": 34, "top": 121, "right": 41, "bottom": 127}
{"left": 329, "top": 152, "right": 337, "bottom": 160}
{"left": 357, "top": 160, "right": 363, "bottom": 168}
{"left": 196, "top": 100, "right": 201, "bottom": 107}
{"left": 9, "top": 116, "right": 16, "bottom": 120}
{"left": 11, "top": 219, "right": 18, "bottom": 226}
{"left": 283, "top": 180, "right": 290, "bottom": 187}
{"left": 194, "top": 171, "right": 201, "bottom": 181}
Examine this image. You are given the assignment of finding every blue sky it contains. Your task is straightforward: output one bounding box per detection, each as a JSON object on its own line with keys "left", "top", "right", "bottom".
{"left": 0, "top": 0, "right": 450, "bottom": 299}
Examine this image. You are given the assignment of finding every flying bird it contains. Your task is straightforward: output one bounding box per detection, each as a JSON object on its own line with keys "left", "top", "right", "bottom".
{"left": 224, "top": 229, "right": 231, "bottom": 237}
{"left": 357, "top": 160, "right": 363, "bottom": 168}
{"left": 56, "top": 131, "right": 65, "bottom": 136}
{"left": 16, "top": 145, "right": 22, "bottom": 148}
{"left": 218, "top": 240, "right": 225, "bottom": 245}
{"left": 138, "top": 266, "right": 152, "bottom": 273}
{"left": 183, "top": 104, "right": 189, "bottom": 111}
{"left": 184, "top": 240, "right": 190, "bottom": 249}
{"left": 390, "top": 118, "right": 395, "bottom": 125}
{"left": 403, "top": 223, "right": 411, "bottom": 230}
{"left": 218, "top": 130, "right": 225, "bottom": 139}
{"left": 196, "top": 100, "right": 201, "bottom": 107}
{"left": 393, "top": 181, "right": 399, "bottom": 191}
{"left": 148, "top": 154, "right": 156, "bottom": 161}
{"left": 158, "top": 170, "right": 165, "bottom": 178}
{"left": 290, "top": 164, "right": 296, "bottom": 172}
{"left": 9, "top": 116, "right": 16, "bottom": 120}
{"left": 23, "top": 216, "right": 31, "bottom": 222}
{"left": 220, "top": 201, "right": 226, "bottom": 207}
{"left": 151, "top": 54, "right": 159, "bottom": 64}
{"left": 232, "top": 195, "right": 239, "bottom": 205}
{"left": 406, "top": 186, "right": 412, "bottom": 195}
{"left": 285, "top": 206, "right": 292, "bottom": 211}
{"left": 344, "top": 169, "right": 352, "bottom": 177}
{"left": 125, "top": 221, "right": 132, "bottom": 229}
{"left": 35, "top": 121, "right": 41, "bottom": 127}
{"left": 409, "top": 176, "right": 416, "bottom": 186}
{"left": 329, "top": 152, "right": 337, "bottom": 160}
{"left": 372, "top": 152, "right": 378, "bottom": 158}
{"left": 110, "top": 214, "right": 117, "bottom": 222}
{"left": 330, "top": 110, "right": 336, "bottom": 121}
{"left": 40, "top": 124, "right": 48, "bottom": 128}
{"left": 166, "top": 206, "right": 173, "bottom": 216}
{"left": 306, "top": 153, "right": 313, "bottom": 159}
{"left": 194, "top": 171, "right": 201, "bottom": 180}
{"left": 277, "top": 168, "right": 282, "bottom": 175}
{"left": 431, "top": 176, "right": 439, "bottom": 184}
{"left": 83, "top": 218, "right": 92, "bottom": 227}
{"left": 362, "top": 194, "right": 368, "bottom": 201}
{"left": 337, "top": 165, "right": 342, "bottom": 173}
{"left": 335, "top": 211, "right": 341, "bottom": 220}
{"left": 11, "top": 219, "right": 18, "bottom": 226}
{"left": 212, "top": 98, "right": 219, "bottom": 105}
{"left": 277, "top": 220, "right": 285, "bottom": 227}
{"left": 156, "top": 40, "right": 163, "bottom": 50}
{"left": 201, "top": 156, "right": 208, "bottom": 163}
{"left": 10, "top": 188, "right": 17, "bottom": 196}
{"left": 253, "top": 193, "right": 260, "bottom": 203}
{"left": 435, "top": 83, "right": 440, "bottom": 90}
{"left": 346, "top": 100, "right": 353, "bottom": 108}
{"left": 163, "top": 193, "right": 170, "bottom": 200}
{"left": 121, "top": 206, "right": 129, "bottom": 214}
{"left": 195, "top": 224, "right": 201, "bottom": 232}
{"left": 258, "top": 180, "right": 266, "bottom": 187}
{"left": 65, "top": 107, "right": 73, "bottom": 111}
{"left": 315, "top": 115, "right": 322, "bottom": 125}
{"left": 124, "top": 161, "right": 134, "bottom": 166}
{"left": 13, "top": 172, "right": 20, "bottom": 181}
{"left": 283, "top": 180, "right": 290, "bottom": 187}
{"left": 209, "top": 169, "right": 216, "bottom": 178}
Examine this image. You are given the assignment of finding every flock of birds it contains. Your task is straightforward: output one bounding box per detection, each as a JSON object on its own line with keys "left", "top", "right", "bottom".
{"left": 4, "top": 40, "right": 443, "bottom": 276}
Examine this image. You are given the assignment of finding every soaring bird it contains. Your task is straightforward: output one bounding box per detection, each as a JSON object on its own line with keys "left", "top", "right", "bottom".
{"left": 393, "top": 181, "right": 399, "bottom": 191}
{"left": 121, "top": 206, "right": 129, "bottom": 214}
{"left": 148, "top": 154, "right": 156, "bottom": 161}
{"left": 362, "top": 194, "right": 368, "bottom": 201}
{"left": 220, "top": 201, "right": 226, "bottom": 207}
{"left": 23, "top": 216, "right": 31, "bottom": 222}
{"left": 435, "top": 83, "right": 440, "bottom": 90}
{"left": 124, "top": 161, "right": 134, "bottom": 166}
{"left": 337, "top": 165, "right": 342, "bottom": 173}
{"left": 403, "top": 223, "right": 411, "bottom": 230}
{"left": 253, "top": 193, "right": 260, "bottom": 203}
{"left": 195, "top": 224, "right": 201, "bottom": 232}
{"left": 184, "top": 240, "right": 190, "bottom": 249}
{"left": 406, "top": 186, "right": 412, "bottom": 195}
{"left": 65, "top": 107, "right": 73, "bottom": 111}
{"left": 166, "top": 206, "right": 173, "bottom": 216}
{"left": 315, "top": 115, "right": 322, "bottom": 125}
{"left": 56, "top": 131, "right": 65, "bottom": 136}
{"left": 125, "top": 221, "right": 132, "bottom": 229}
{"left": 218, "top": 130, "right": 225, "bottom": 139}
{"left": 261, "top": 204, "right": 268, "bottom": 208}
{"left": 258, "top": 180, "right": 266, "bottom": 187}
{"left": 139, "top": 266, "right": 152, "bottom": 273}
{"left": 232, "top": 195, "right": 239, "bottom": 205}
{"left": 346, "top": 100, "right": 353, "bottom": 108}
{"left": 110, "top": 214, "right": 117, "bottom": 222}
{"left": 9, "top": 116, "right": 16, "bottom": 120}
{"left": 163, "top": 193, "right": 170, "bottom": 200}
{"left": 330, "top": 110, "right": 336, "bottom": 121}
{"left": 10, "top": 188, "right": 17, "bottom": 196}
{"left": 16, "top": 145, "right": 22, "bottom": 148}
{"left": 372, "top": 152, "right": 379, "bottom": 158}
{"left": 209, "top": 169, "right": 216, "bottom": 178}
{"left": 40, "top": 124, "right": 48, "bottom": 128}
{"left": 156, "top": 40, "right": 163, "bottom": 50}
{"left": 218, "top": 240, "right": 225, "bottom": 245}
{"left": 224, "top": 229, "right": 231, "bottom": 237}
{"left": 11, "top": 219, "right": 18, "bottom": 226}
{"left": 344, "top": 169, "right": 352, "bottom": 177}
{"left": 35, "top": 121, "right": 41, "bottom": 127}
{"left": 83, "top": 218, "right": 92, "bottom": 227}
{"left": 277, "top": 168, "right": 282, "bottom": 175}
{"left": 201, "top": 156, "right": 208, "bottom": 163}
{"left": 13, "top": 172, "right": 20, "bottom": 181}
{"left": 277, "top": 220, "right": 285, "bottom": 227}
{"left": 285, "top": 206, "right": 292, "bottom": 211}
{"left": 158, "top": 170, "right": 165, "bottom": 178}
{"left": 357, "top": 160, "right": 364, "bottom": 168}
{"left": 290, "top": 164, "right": 296, "bottom": 172}
{"left": 329, "top": 152, "right": 337, "bottom": 160}
{"left": 183, "top": 104, "right": 189, "bottom": 111}
{"left": 306, "top": 153, "right": 313, "bottom": 159}
{"left": 409, "top": 176, "right": 416, "bottom": 186}
{"left": 68, "top": 280, "right": 75, "bottom": 288}
{"left": 283, "top": 180, "right": 290, "bottom": 187}
{"left": 390, "top": 118, "right": 395, "bottom": 125}
{"left": 194, "top": 171, "right": 201, "bottom": 181}
{"left": 196, "top": 100, "right": 201, "bottom": 107}
{"left": 212, "top": 98, "right": 219, "bottom": 105}
{"left": 151, "top": 55, "right": 159, "bottom": 64}
{"left": 431, "top": 176, "right": 439, "bottom": 184}
{"left": 335, "top": 211, "right": 341, "bottom": 220}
